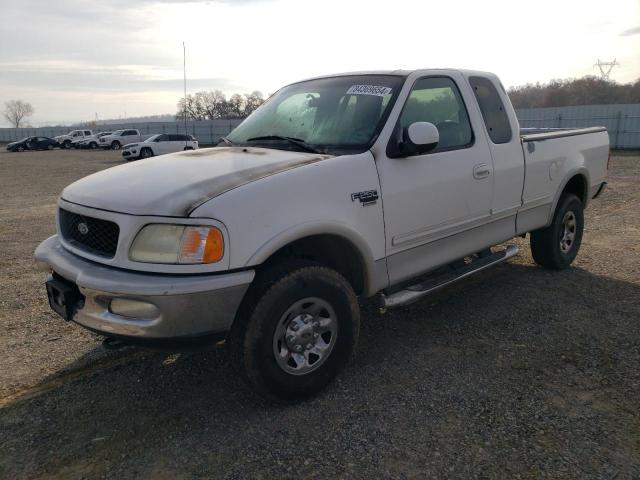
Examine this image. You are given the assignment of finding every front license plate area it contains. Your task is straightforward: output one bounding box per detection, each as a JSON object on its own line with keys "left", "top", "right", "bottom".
{"left": 45, "top": 274, "right": 83, "bottom": 321}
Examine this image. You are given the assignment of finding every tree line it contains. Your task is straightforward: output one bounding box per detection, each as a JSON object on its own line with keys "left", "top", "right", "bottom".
{"left": 508, "top": 76, "right": 640, "bottom": 109}
{"left": 176, "top": 90, "right": 266, "bottom": 120}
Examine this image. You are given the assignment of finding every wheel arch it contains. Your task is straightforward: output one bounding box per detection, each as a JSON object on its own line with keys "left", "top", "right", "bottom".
{"left": 547, "top": 169, "right": 590, "bottom": 226}
{"left": 246, "top": 223, "right": 385, "bottom": 297}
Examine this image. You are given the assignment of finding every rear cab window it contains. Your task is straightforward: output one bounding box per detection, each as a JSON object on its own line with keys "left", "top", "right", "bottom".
{"left": 469, "top": 76, "right": 512, "bottom": 144}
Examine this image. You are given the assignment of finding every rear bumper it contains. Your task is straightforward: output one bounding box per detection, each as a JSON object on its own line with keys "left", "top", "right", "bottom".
{"left": 34, "top": 235, "right": 254, "bottom": 339}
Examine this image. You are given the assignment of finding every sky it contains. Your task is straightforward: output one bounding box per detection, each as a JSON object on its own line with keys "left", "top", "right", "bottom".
{"left": 0, "top": 0, "right": 638, "bottom": 126}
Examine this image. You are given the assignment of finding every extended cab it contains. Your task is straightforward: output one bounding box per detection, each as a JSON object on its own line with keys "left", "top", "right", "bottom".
{"left": 122, "top": 134, "right": 198, "bottom": 161}
{"left": 54, "top": 130, "right": 93, "bottom": 149}
{"left": 35, "top": 69, "right": 608, "bottom": 400}
{"left": 99, "top": 129, "right": 142, "bottom": 150}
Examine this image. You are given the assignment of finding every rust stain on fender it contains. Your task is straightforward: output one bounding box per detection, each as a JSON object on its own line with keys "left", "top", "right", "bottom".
{"left": 187, "top": 153, "right": 331, "bottom": 215}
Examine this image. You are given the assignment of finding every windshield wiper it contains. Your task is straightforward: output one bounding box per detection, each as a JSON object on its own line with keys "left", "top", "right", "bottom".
{"left": 246, "top": 135, "right": 319, "bottom": 154}
{"left": 218, "top": 136, "right": 234, "bottom": 146}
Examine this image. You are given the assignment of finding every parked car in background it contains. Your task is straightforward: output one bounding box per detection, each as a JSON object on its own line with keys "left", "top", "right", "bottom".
{"left": 74, "top": 132, "right": 112, "bottom": 149}
{"left": 54, "top": 130, "right": 93, "bottom": 149}
{"left": 122, "top": 134, "right": 198, "bottom": 161}
{"left": 99, "top": 129, "right": 142, "bottom": 150}
{"left": 6, "top": 136, "right": 58, "bottom": 152}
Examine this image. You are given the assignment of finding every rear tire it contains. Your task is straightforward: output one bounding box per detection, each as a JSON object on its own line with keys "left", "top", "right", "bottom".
{"left": 47, "top": 144, "right": 53, "bottom": 150}
{"left": 227, "top": 261, "right": 360, "bottom": 402}
{"left": 530, "top": 193, "right": 584, "bottom": 270}
{"left": 90, "top": 142, "right": 98, "bottom": 149}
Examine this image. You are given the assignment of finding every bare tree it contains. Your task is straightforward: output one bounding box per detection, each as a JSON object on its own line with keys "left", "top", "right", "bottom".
{"left": 244, "top": 91, "right": 265, "bottom": 116}
{"left": 3, "top": 100, "right": 34, "bottom": 128}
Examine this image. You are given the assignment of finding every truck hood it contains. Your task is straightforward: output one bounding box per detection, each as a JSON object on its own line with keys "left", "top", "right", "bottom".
{"left": 61, "top": 146, "right": 332, "bottom": 216}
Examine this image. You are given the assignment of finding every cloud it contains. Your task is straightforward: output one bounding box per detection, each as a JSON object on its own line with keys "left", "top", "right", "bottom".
{"left": 0, "top": 63, "right": 239, "bottom": 93}
{"left": 620, "top": 25, "right": 640, "bottom": 36}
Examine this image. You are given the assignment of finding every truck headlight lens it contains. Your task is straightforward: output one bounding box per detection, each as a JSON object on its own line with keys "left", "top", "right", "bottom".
{"left": 129, "top": 225, "right": 224, "bottom": 264}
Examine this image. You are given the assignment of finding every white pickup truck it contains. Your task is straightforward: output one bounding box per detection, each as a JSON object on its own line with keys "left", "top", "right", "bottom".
{"left": 35, "top": 69, "right": 608, "bottom": 400}
{"left": 99, "top": 129, "right": 142, "bottom": 150}
{"left": 54, "top": 129, "right": 93, "bottom": 149}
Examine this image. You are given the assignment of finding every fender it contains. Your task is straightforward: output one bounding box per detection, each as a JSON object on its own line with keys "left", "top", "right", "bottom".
{"left": 545, "top": 167, "right": 590, "bottom": 227}
{"left": 245, "top": 221, "right": 388, "bottom": 296}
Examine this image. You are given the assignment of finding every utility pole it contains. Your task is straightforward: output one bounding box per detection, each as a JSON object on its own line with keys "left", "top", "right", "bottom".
{"left": 594, "top": 59, "right": 619, "bottom": 81}
{"left": 183, "top": 41, "right": 188, "bottom": 148}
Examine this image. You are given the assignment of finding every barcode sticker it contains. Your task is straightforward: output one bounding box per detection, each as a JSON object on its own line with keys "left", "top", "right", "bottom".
{"left": 346, "top": 85, "right": 393, "bottom": 96}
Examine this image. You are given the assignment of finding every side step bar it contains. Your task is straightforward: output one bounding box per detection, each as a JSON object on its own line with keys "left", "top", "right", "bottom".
{"left": 381, "top": 245, "right": 519, "bottom": 309}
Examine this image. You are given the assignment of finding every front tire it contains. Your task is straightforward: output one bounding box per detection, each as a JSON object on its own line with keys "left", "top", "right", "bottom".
{"left": 530, "top": 193, "right": 584, "bottom": 270}
{"left": 111, "top": 141, "right": 121, "bottom": 150}
{"left": 228, "top": 261, "right": 360, "bottom": 401}
{"left": 63, "top": 140, "right": 71, "bottom": 149}
{"left": 90, "top": 142, "right": 98, "bottom": 149}
{"left": 140, "top": 147, "right": 153, "bottom": 159}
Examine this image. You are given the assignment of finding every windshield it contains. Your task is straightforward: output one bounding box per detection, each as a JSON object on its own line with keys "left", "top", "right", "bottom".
{"left": 226, "top": 74, "right": 405, "bottom": 154}
{"left": 112, "top": 130, "right": 124, "bottom": 136}
{"left": 144, "top": 134, "right": 161, "bottom": 143}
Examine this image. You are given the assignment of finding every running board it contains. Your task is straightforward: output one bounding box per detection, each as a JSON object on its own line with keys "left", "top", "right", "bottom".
{"left": 381, "top": 245, "right": 519, "bottom": 309}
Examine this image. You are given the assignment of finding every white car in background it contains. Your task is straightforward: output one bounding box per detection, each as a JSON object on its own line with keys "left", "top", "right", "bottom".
{"left": 73, "top": 131, "right": 112, "bottom": 149}
{"left": 54, "top": 130, "right": 93, "bottom": 149}
{"left": 121, "top": 134, "right": 198, "bottom": 161}
{"left": 99, "top": 129, "right": 142, "bottom": 150}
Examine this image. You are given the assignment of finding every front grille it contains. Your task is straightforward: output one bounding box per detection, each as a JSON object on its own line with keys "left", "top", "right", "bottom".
{"left": 59, "top": 209, "right": 119, "bottom": 258}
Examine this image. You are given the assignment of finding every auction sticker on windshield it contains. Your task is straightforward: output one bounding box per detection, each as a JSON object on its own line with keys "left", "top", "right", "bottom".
{"left": 346, "top": 85, "right": 393, "bottom": 96}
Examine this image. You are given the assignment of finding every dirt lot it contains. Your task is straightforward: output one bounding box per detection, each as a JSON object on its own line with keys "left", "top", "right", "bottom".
{"left": 0, "top": 147, "right": 638, "bottom": 479}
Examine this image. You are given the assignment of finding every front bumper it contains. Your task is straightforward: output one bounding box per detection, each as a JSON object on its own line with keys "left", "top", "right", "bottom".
{"left": 35, "top": 235, "right": 254, "bottom": 339}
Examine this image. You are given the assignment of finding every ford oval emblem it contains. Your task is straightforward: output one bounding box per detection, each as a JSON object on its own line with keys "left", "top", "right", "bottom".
{"left": 77, "top": 222, "right": 89, "bottom": 235}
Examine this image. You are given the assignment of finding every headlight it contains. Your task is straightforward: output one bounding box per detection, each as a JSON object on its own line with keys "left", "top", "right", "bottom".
{"left": 129, "top": 224, "right": 224, "bottom": 264}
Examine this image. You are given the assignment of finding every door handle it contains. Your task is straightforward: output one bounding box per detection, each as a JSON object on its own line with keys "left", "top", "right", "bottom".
{"left": 473, "top": 163, "right": 491, "bottom": 179}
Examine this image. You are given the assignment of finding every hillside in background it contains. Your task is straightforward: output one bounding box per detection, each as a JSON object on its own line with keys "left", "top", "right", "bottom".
{"left": 508, "top": 76, "right": 640, "bottom": 109}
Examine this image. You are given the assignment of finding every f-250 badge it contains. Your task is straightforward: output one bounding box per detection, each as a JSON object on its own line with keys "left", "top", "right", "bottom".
{"left": 351, "top": 190, "right": 379, "bottom": 206}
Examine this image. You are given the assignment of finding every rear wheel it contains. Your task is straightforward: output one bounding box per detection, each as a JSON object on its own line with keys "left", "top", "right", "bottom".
{"left": 530, "top": 193, "right": 584, "bottom": 270}
{"left": 90, "top": 142, "right": 98, "bottom": 149}
{"left": 47, "top": 144, "right": 54, "bottom": 150}
{"left": 111, "top": 141, "right": 121, "bottom": 150}
{"left": 228, "top": 261, "right": 360, "bottom": 401}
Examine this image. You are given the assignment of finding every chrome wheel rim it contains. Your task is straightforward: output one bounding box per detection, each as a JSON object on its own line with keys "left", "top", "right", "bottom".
{"left": 560, "top": 211, "right": 577, "bottom": 253}
{"left": 272, "top": 297, "right": 338, "bottom": 376}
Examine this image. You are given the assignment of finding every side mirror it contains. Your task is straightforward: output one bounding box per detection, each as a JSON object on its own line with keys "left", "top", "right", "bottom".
{"left": 387, "top": 121, "right": 439, "bottom": 158}
{"left": 407, "top": 122, "right": 439, "bottom": 150}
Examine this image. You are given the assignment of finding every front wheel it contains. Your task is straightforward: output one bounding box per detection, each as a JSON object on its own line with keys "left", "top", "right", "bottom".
{"left": 140, "top": 147, "right": 153, "bottom": 159}
{"left": 63, "top": 140, "right": 71, "bottom": 149}
{"left": 90, "top": 142, "right": 98, "bottom": 149}
{"left": 228, "top": 262, "right": 360, "bottom": 401}
{"left": 110, "top": 141, "right": 121, "bottom": 150}
{"left": 530, "top": 193, "right": 584, "bottom": 270}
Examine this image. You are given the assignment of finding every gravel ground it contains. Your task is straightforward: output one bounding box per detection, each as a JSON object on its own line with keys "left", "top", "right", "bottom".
{"left": 0, "top": 148, "right": 638, "bottom": 479}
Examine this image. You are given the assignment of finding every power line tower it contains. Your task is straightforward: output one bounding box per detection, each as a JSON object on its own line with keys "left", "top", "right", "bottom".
{"left": 594, "top": 59, "right": 619, "bottom": 81}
